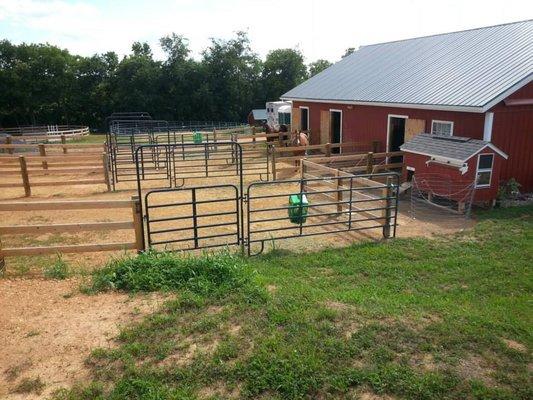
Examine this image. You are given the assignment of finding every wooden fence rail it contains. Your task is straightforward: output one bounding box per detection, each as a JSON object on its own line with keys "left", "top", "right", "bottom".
{"left": 269, "top": 141, "right": 382, "bottom": 179}
{"left": 0, "top": 126, "right": 90, "bottom": 143}
{"left": 0, "top": 153, "right": 111, "bottom": 196}
{"left": 0, "top": 197, "right": 143, "bottom": 267}
{"left": 0, "top": 141, "right": 106, "bottom": 155}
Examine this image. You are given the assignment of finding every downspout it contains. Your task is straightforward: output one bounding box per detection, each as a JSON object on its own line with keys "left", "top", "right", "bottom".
{"left": 483, "top": 112, "right": 494, "bottom": 142}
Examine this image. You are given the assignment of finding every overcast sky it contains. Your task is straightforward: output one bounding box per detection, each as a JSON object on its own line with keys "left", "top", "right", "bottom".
{"left": 0, "top": 0, "right": 532, "bottom": 63}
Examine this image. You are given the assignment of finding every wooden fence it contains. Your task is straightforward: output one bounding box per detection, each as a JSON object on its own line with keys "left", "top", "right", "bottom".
{"left": 301, "top": 160, "right": 396, "bottom": 235}
{"left": 0, "top": 126, "right": 90, "bottom": 143}
{"left": 269, "top": 141, "right": 382, "bottom": 179}
{"left": 0, "top": 150, "right": 111, "bottom": 197}
{"left": 0, "top": 197, "right": 143, "bottom": 266}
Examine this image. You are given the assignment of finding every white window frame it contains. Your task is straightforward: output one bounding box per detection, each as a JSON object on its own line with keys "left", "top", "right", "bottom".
{"left": 475, "top": 153, "right": 494, "bottom": 188}
{"left": 431, "top": 120, "right": 454, "bottom": 136}
{"left": 299, "top": 106, "right": 309, "bottom": 132}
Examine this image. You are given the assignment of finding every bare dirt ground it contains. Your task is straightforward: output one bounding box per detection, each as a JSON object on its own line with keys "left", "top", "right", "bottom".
{"left": 0, "top": 278, "right": 167, "bottom": 399}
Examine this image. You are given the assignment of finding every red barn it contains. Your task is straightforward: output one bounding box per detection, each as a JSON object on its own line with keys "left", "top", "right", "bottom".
{"left": 282, "top": 20, "right": 533, "bottom": 194}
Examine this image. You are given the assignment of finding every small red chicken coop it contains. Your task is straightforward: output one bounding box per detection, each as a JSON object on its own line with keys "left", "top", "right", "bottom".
{"left": 401, "top": 134, "right": 508, "bottom": 206}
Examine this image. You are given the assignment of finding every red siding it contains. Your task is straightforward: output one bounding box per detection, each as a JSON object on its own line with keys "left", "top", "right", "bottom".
{"left": 294, "top": 101, "right": 485, "bottom": 150}
{"left": 293, "top": 81, "right": 533, "bottom": 192}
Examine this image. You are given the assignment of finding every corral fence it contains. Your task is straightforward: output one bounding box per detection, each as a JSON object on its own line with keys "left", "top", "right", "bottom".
{"left": 0, "top": 141, "right": 401, "bottom": 266}
{"left": 107, "top": 121, "right": 255, "bottom": 185}
{"left": 0, "top": 125, "right": 90, "bottom": 143}
{"left": 0, "top": 143, "right": 111, "bottom": 197}
{"left": 137, "top": 143, "right": 399, "bottom": 255}
{"left": 0, "top": 197, "right": 143, "bottom": 269}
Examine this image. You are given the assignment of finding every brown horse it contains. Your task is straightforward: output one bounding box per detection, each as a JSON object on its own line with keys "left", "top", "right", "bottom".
{"left": 289, "top": 130, "right": 309, "bottom": 169}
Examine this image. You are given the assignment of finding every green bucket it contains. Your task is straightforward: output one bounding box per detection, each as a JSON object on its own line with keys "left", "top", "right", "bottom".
{"left": 193, "top": 131, "right": 203, "bottom": 144}
{"left": 288, "top": 194, "right": 309, "bottom": 224}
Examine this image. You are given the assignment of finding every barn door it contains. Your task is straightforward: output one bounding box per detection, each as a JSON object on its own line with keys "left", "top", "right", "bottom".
{"left": 320, "top": 110, "right": 330, "bottom": 144}
{"left": 405, "top": 119, "right": 426, "bottom": 142}
{"left": 291, "top": 107, "right": 301, "bottom": 131}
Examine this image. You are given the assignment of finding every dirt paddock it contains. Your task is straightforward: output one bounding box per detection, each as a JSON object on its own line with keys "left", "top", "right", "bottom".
{"left": 0, "top": 161, "right": 472, "bottom": 276}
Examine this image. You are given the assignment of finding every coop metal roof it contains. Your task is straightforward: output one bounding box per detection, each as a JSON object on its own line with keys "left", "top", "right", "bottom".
{"left": 282, "top": 20, "right": 533, "bottom": 113}
{"left": 400, "top": 134, "right": 508, "bottom": 162}
{"left": 251, "top": 109, "right": 267, "bottom": 120}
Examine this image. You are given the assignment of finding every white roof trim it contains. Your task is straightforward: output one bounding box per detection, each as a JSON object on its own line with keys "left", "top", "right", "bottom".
{"left": 400, "top": 142, "right": 508, "bottom": 162}
{"left": 483, "top": 73, "right": 533, "bottom": 112}
{"left": 483, "top": 143, "right": 508, "bottom": 159}
{"left": 280, "top": 97, "right": 485, "bottom": 113}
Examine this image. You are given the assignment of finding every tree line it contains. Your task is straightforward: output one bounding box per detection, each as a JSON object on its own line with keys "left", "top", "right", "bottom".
{"left": 0, "top": 32, "right": 335, "bottom": 130}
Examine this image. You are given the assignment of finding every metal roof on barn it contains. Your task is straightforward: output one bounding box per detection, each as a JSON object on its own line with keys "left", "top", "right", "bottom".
{"left": 400, "top": 134, "right": 508, "bottom": 162}
{"left": 282, "top": 20, "right": 533, "bottom": 112}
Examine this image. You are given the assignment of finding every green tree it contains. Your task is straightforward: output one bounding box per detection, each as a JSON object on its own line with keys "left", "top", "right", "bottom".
{"left": 342, "top": 47, "right": 355, "bottom": 58}
{"left": 110, "top": 42, "right": 162, "bottom": 117}
{"left": 309, "top": 59, "right": 332, "bottom": 76}
{"left": 262, "top": 48, "right": 307, "bottom": 101}
{"left": 201, "top": 31, "right": 262, "bottom": 120}
{"left": 158, "top": 33, "right": 203, "bottom": 120}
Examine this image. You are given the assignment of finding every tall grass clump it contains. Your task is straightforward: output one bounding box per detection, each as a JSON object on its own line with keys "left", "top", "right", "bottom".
{"left": 88, "top": 250, "right": 256, "bottom": 296}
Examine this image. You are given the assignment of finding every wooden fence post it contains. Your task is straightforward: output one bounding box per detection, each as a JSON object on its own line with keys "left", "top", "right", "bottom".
{"left": 0, "top": 237, "right": 5, "bottom": 273}
{"left": 131, "top": 196, "right": 144, "bottom": 252}
{"left": 271, "top": 147, "right": 277, "bottom": 180}
{"left": 366, "top": 152, "right": 374, "bottom": 174}
{"left": 325, "top": 143, "right": 331, "bottom": 158}
{"left": 6, "top": 135, "right": 14, "bottom": 155}
{"left": 335, "top": 169, "right": 342, "bottom": 213}
{"left": 102, "top": 153, "right": 111, "bottom": 192}
{"left": 19, "top": 156, "right": 31, "bottom": 197}
{"left": 382, "top": 176, "right": 393, "bottom": 238}
{"left": 38, "top": 144, "right": 48, "bottom": 170}
{"left": 372, "top": 140, "right": 380, "bottom": 153}
{"left": 61, "top": 134, "right": 67, "bottom": 154}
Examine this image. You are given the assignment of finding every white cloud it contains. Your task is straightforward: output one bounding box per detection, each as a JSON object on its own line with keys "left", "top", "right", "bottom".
{"left": 0, "top": 0, "right": 531, "bottom": 62}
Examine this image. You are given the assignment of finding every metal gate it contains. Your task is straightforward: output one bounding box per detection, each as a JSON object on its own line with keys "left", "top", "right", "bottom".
{"left": 144, "top": 185, "right": 243, "bottom": 251}
{"left": 138, "top": 172, "right": 399, "bottom": 255}
{"left": 245, "top": 173, "right": 399, "bottom": 255}
{"left": 111, "top": 138, "right": 269, "bottom": 187}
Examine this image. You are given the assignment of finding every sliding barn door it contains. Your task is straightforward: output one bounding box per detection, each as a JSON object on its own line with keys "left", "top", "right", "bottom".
{"left": 405, "top": 119, "right": 426, "bottom": 142}
{"left": 291, "top": 107, "right": 301, "bottom": 131}
{"left": 320, "top": 110, "right": 330, "bottom": 144}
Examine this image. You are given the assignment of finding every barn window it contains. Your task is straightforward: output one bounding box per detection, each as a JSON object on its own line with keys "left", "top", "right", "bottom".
{"left": 475, "top": 154, "right": 494, "bottom": 188}
{"left": 431, "top": 120, "right": 454, "bottom": 136}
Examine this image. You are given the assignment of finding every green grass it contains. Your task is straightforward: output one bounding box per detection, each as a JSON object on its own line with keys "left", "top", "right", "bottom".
{"left": 43, "top": 255, "right": 70, "bottom": 279}
{"left": 70, "top": 133, "right": 106, "bottom": 144}
{"left": 57, "top": 206, "right": 532, "bottom": 399}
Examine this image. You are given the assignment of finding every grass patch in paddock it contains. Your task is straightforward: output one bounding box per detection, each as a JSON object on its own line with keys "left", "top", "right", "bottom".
{"left": 84, "top": 250, "right": 262, "bottom": 298}
{"left": 43, "top": 255, "right": 70, "bottom": 279}
{"left": 55, "top": 206, "right": 532, "bottom": 399}
{"left": 70, "top": 133, "right": 106, "bottom": 144}
{"left": 13, "top": 376, "right": 45, "bottom": 395}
